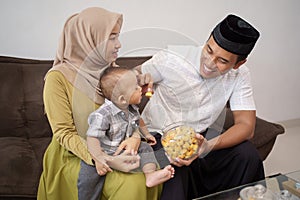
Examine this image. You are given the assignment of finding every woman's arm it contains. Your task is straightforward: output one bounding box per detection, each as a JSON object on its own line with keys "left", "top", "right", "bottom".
{"left": 44, "top": 71, "right": 93, "bottom": 164}
{"left": 86, "top": 136, "right": 112, "bottom": 175}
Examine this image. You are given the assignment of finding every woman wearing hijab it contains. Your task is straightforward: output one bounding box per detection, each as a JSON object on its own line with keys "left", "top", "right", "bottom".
{"left": 37, "top": 7, "right": 160, "bottom": 200}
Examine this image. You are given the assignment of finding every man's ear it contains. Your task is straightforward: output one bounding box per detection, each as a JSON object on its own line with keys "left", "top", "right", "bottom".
{"left": 233, "top": 59, "right": 247, "bottom": 69}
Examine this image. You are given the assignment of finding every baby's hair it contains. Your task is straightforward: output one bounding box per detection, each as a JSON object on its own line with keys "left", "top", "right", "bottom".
{"left": 99, "top": 66, "right": 132, "bottom": 100}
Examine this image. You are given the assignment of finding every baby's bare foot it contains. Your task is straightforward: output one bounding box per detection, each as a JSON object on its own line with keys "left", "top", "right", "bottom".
{"left": 145, "top": 165, "right": 175, "bottom": 187}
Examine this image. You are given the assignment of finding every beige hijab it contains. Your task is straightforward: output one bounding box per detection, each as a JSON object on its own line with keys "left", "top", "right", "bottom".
{"left": 50, "top": 7, "right": 123, "bottom": 104}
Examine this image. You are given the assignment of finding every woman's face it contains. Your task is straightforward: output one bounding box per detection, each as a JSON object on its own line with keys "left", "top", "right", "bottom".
{"left": 105, "top": 23, "right": 122, "bottom": 63}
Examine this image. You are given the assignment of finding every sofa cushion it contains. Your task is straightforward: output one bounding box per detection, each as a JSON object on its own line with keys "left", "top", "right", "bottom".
{"left": 0, "top": 137, "right": 51, "bottom": 197}
{"left": 0, "top": 56, "right": 53, "bottom": 138}
{"left": 0, "top": 64, "right": 26, "bottom": 137}
{"left": 22, "top": 62, "right": 53, "bottom": 138}
{"left": 251, "top": 117, "right": 285, "bottom": 148}
{"left": 0, "top": 56, "right": 53, "bottom": 197}
{"left": 0, "top": 137, "right": 37, "bottom": 197}
{"left": 29, "top": 137, "right": 52, "bottom": 168}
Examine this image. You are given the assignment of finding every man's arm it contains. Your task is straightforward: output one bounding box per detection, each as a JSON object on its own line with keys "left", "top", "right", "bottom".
{"left": 134, "top": 65, "right": 153, "bottom": 87}
{"left": 208, "top": 110, "right": 256, "bottom": 151}
{"left": 134, "top": 65, "right": 142, "bottom": 74}
{"left": 174, "top": 110, "right": 256, "bottom": 167}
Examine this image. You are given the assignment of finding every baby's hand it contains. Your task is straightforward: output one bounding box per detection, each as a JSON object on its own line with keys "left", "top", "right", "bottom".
{"left": 145, "top": 134, "right": 157, "bottom": 145}
{"left": 94, "top": 159, "right": 112, "bottom": 176}
{"left": 114, "top": 136, "right": 140, "bottom": 155}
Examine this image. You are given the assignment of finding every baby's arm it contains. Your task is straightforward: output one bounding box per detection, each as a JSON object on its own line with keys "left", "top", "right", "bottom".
{"left": 86, "top": 136, "right": 112, "bottom": 176}
{"left": 139, "top": 118, "right": 157, "bottom": 145}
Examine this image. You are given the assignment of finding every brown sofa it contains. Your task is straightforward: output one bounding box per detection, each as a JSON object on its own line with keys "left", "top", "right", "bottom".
{"left": 0, "top": 56, "right": 285, "bottom": 199}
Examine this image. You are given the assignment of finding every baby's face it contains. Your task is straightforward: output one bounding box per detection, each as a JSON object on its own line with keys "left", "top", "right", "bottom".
{"left": 118, "top": 71, "right": 142, "bottom": 105}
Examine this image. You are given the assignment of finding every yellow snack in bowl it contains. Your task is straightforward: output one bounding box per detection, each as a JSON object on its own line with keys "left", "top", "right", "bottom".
{"left": 161, "top": 126, "right": 199, "bottom": 160}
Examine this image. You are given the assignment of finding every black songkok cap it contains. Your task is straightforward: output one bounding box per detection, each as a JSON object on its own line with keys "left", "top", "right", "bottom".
{"left": 212, "top": 14, "right": 260, "bottom": 56}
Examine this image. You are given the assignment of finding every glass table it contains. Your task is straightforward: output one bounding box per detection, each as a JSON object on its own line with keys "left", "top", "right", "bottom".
{"left": 193, "top": 170, "right": 300, "bottom": 200}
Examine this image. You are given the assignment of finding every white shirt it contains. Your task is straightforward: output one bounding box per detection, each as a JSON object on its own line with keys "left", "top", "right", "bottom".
{"left": 141, "top": 46, "right": 255, "bottom": 134}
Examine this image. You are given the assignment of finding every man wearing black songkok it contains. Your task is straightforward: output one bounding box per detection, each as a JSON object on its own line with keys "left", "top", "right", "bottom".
{"left": 136, "top": 14, "right": 264, "bottom": 200}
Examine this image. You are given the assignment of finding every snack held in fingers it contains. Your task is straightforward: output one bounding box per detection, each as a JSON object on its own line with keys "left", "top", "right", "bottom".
{"left": 142, "top": 84, "right": 153, "bottom": 98}
{"left": 145, "top": 88, "right": 153, "bottom": 98}
{"left": 161, "top": 126, "right": 199, "bottom": 160}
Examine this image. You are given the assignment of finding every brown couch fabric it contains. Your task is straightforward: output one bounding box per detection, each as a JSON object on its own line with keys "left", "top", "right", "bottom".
{"left": 223, "top": 108, "right": 285, "bottom": 160}
{"left": 0, "top": 56, "right": 284, "bottom": 198}
{"left": 0, "top": 57, "right": 53, "bottom": 198}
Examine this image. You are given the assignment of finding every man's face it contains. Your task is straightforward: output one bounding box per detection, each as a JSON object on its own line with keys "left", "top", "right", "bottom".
{"left": 199, "top": 36, "right": 242, "bottom": 79}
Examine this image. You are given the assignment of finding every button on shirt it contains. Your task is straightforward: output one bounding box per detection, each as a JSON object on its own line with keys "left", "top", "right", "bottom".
{"left": 86, "top": 100, "right": 140, "bottom": 155}
{"left": 141, "top": 46, "right": 255, "bottom": 134}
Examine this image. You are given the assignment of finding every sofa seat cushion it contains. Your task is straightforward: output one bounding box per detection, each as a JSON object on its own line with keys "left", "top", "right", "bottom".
{"left": 0, "top": 137, "right": 51, "bottom": 197}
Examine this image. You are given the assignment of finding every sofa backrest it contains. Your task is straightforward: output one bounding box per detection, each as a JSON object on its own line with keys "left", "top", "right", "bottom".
{"left": 116, "top": 56, "right": 151, "bottom": 68}
{"left": 0, "top": 56, "right": 152, "bottom": 139}
{"left": 0, "top": 56, "right": 53, "bottom": 138}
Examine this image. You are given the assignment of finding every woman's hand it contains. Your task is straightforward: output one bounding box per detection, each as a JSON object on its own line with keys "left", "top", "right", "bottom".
{"left": 114, "top": 134, "right": 141, "bottom": 156}
{"left": 107, "top": 151, "right": 140, "bottom": 172}
{"left": 170, "top": 134, "right": 207, "bottom": 167}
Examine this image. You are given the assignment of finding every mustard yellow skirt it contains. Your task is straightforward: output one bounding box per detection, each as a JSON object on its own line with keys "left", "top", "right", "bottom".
{"left": 37, "top": 138, "right": 161, "bottom": 200}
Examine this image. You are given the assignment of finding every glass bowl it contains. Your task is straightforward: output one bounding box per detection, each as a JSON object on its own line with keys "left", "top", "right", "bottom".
{"left": 161, "top": 125, "right": 198, "bottom": 160}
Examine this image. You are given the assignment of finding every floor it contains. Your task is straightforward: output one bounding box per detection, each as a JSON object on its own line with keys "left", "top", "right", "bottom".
{"left": 263, "top": 118, "right": 300, "bottom": 177}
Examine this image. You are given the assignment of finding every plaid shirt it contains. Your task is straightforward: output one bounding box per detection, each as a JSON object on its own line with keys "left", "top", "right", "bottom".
{"left": 87, "top": 99, "right": 140, "bottom": 155}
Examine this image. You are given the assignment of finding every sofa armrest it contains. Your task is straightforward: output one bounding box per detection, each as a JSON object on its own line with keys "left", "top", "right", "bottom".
{"left": 223, "top": 109, "right": 285, "bottom": 160}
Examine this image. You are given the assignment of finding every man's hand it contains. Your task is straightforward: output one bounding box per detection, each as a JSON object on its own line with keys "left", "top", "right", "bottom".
{"left": 137, "top": 73, "right": 152, "bottom": 86}
{"left": 134, "top": 65, "right": 152, "bottom": 87}
{"left": 170, "top": 134, "right": 207, "bottom": 167}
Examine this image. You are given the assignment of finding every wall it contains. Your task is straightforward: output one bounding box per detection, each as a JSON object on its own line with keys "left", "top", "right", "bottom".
{"left": 1, "top": 0, "right": 299, "bottom": 122}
